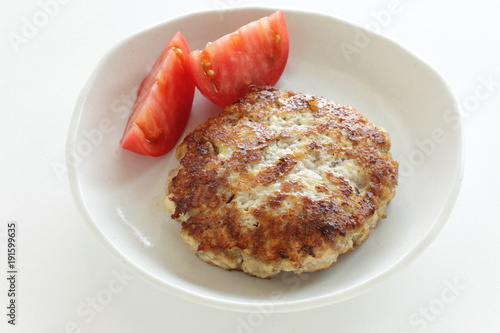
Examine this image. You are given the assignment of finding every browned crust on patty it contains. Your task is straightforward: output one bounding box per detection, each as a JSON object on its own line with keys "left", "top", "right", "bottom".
{"left": 166, "top": 86, "right": 398, "bottom": 278}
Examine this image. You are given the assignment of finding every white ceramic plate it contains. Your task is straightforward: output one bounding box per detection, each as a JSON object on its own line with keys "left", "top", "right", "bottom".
{"left": 67, "top": 7, "right": 463, "bottom": 312}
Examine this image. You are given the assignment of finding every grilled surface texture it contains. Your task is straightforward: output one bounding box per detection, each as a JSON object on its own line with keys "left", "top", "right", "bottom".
{"left": 165, "top": 86, "right": 399, "bottom": 278}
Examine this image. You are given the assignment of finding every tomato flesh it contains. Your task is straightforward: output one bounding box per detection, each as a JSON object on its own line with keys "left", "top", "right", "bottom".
{"left": 187, "top": 10, "right": 289, "bottom": 107}
{"left": 120, "top": 32, "right": 195, "bottom": 156}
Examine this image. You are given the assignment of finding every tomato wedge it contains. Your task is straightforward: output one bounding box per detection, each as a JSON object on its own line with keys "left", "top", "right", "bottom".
{"left": 186, "top": 10, "right": 289, "bottom": 107}
{"left": 120, "top": 32, "right": 195, "bottom": 156}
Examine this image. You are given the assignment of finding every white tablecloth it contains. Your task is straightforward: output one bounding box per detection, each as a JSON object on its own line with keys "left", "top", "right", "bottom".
{"left": 2, "top": 0, "right": 499, "bottom": 332}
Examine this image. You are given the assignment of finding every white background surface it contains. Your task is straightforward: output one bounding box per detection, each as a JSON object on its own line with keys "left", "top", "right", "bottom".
{"left": 1, "top": 0, "right": 499, "bottom": 332}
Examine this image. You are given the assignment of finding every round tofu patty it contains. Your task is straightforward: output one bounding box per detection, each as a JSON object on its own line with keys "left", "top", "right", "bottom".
{"left": 165, "top": 86, "right": 398, "bottom": 278}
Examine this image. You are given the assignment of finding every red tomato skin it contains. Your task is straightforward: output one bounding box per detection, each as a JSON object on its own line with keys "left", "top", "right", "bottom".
{"left": 187, "top": 10, "right": 289, "bottom": 107}
{"left": 120, "top": 32, "right": 195, "bottom": 157}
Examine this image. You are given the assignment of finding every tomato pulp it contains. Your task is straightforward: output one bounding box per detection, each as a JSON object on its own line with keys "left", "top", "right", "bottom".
{"left": 120, "top": 32, "right": 195, "bottom": 156}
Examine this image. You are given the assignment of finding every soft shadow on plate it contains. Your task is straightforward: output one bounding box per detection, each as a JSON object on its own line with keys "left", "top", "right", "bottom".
{"left": 67, "top": 7, "right": 463, "bottom": 312}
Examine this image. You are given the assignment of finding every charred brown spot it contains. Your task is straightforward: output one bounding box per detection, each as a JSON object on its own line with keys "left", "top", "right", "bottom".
{"left": 319, "top": 222, "right": 345, "bottom": 239}
{"left": 170, "top": 153, "right": 228, "bottom": 219}
{"left": 268, "top": 192, "right": 288, "bottom": 208}
{"left": 256, "top": 154, "right": 298, "bottom": 185}
{"left": 300, "top": 245, "right": 316, "bottom": 257}
{"left": 278, "top": 251, "right": 290, "bottom": 259}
